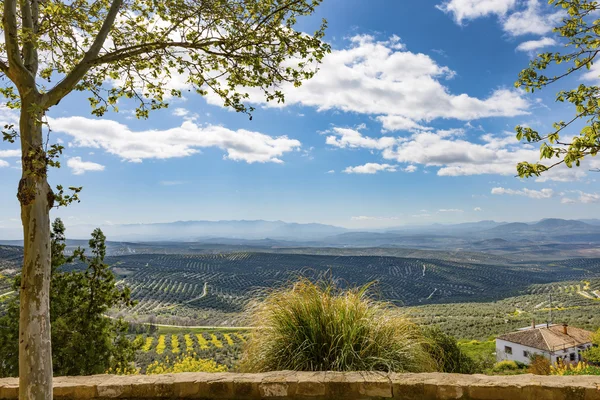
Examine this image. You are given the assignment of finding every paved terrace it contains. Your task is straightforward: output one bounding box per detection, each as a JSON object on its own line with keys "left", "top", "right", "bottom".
{"left": 2, "top": 371, "right": 600, "bottom": 399}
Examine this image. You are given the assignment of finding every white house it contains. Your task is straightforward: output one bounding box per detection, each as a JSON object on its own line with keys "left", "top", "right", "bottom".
{"left": 496, "top": 323, "right": 594, "bottom": 365}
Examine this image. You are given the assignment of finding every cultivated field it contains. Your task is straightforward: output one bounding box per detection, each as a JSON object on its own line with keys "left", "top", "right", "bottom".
{"left": 98, "top": 252, "right": 600, "bottom": 326}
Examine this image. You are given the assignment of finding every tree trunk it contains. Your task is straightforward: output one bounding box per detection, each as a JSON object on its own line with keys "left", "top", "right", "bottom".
{"left": 18, "top": 94, "right": 53, "bottom": 400}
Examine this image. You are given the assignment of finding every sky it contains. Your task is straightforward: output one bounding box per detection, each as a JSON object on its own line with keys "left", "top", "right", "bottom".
{"left": 1, "top": 0, "right": 600, "bottom": 235}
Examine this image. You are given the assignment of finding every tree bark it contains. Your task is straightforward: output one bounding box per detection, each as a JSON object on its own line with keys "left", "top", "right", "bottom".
{"left": 18, "top": 93, "right": 53, "bottom": 400}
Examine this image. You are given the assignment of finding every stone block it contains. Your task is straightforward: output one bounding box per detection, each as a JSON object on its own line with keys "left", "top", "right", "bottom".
{"left": 259, "top": 371, "right": 298, "bottom": 398}
{"left": 0, "top": 379, "right": 18, "bottom": 400}
{"left": 295, "top": 372, "right": 327, "bottom": 397}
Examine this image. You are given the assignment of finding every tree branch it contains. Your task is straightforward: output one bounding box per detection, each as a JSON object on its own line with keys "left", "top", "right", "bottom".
{"left": 90, "top": 39, "right": 227, "bottom": 65}
{"left": 21, "top": 0, "right": 39, "bottom": 74}
{"left": 3, "top": 0, "right": 33, "bottom": 85}
{"left": 42, "top": 0, "right": 123, "bottom": 108}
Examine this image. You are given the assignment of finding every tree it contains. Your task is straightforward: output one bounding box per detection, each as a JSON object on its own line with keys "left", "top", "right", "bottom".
{"left": 515, "top": 0, "right": 600, "bottom": 178}
{"left": 421, "top": 326, "right": 476, "bottom": 374}
{"left": 0, "top": 1, "right": 328, "bottom": 398}
{"left": 0, "top": 219, "right": 140, "bottom": 377}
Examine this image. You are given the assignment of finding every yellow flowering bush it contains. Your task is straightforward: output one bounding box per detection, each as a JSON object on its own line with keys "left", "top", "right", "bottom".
{"left": 106, "top": 364, "right": 140, "bottom": 375}
{"left": 146, "top": 355, "right": 228, "bottom": 374}
{"left": 196, "top": 333, "right": 209, "bottom": 349}
{"left": 223, "top": 333, "right": 234, "bottom": 346}
{"left": 210, "top": 333, "right": 223, "bottom": 348}
{"left": 171, "top": 335, "right": 180, "bottom": 353}
{"left": 551, "top": 361, "right": 600, "bottom": 376}
{"left": 156, "top": 335, "right": 166, "bottom": 354}
{"left": 184, "top": 334, "right": 194, "bottom": 353}
{"left": 142, "top": 337, "right": 154, "bottom": 352}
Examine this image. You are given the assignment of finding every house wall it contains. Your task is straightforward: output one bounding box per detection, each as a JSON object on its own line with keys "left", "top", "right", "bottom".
{"left": 495, "top": 339, "right": 549, "bottom": 364}
{"left": 496, "top": 339, "right": 592, "bottom": 365}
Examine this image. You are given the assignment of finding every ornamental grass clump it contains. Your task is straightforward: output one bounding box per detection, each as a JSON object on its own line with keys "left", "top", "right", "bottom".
{"left": 239, "top": 279, "right": 435, "bottom": 372}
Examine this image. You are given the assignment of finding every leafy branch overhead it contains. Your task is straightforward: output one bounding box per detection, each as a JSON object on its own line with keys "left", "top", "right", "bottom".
{"left": 515, "top": 0, "right": 600, "bottom": 178}
{"left": 0, "top": 0, "right": 329, "bottom": 118}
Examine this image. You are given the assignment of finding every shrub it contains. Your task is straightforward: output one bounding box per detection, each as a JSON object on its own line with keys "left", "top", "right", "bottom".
{"left": 551, "top": 361, "right": 600, "bottom": 376}
{"left": 240, "top": 279, "right": 434, "bottom": 372}
{"left": 492, "top": 360, "right": 519, "bottom": 373}
{"left": 422, "top": 327, "right": 476, "bottom": 374}
{"left": 146, "top": 355, "right": 228, "bottom": 374}
{"left": 528, "top": 354, "right": 551, "bottom": 375}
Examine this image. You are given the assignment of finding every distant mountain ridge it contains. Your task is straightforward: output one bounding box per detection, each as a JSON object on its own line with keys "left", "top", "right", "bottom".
{"left": 1, "top": 218, "right": 599, "bottom": 246}
{"left": 482, "top": 218, "right": 600, "bottom": 237}
{"left": 56, "top": 219, "right": 349, "bottom": 241}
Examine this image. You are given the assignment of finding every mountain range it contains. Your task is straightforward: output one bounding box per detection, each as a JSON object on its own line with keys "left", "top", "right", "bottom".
{"left": 2, "top": 218, "right": 600, "bottom": 246}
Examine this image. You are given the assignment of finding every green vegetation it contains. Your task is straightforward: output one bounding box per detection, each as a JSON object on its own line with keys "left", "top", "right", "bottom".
{"left": 239, "top": 279, "right": 434, "bottom": 373}
{"left": 95, "top": 252, "right": 600, "bottom": 327}
{"left": 552, "top": 362, "right": 600, "bottom": 376}
{"left": 491, "top": 360, "right": 522, "bottom": 375}
{"left": 582, "top": 327, "right": 600, "bottom": 364}
{"left": 422, "top": 327, "right": 476, "bottom": 374}
{"left": 0, "top": 220, "right": 139, "bottom": 377}
{"left": 458, "top": 340, "right": 496, "bottom": 371}
{"left": 515, "top": 0, "right": 600, "bottom": 178}
{"left": 408, "top": 277, "right": 600, "bottom": 340}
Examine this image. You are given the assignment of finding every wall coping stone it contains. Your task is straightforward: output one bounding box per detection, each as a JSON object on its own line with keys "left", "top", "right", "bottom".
{"left": 1, "top": 372, "right": 600, "bottom": 399}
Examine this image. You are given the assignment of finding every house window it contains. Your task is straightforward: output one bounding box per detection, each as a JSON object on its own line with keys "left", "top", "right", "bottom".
{"left": 523, "top": 350, "right": 530, "bottom": 358}
{"left": 570, "top": 353, "right": 576, "bottom": 361}
{"left": 505, "top": 346, "right": 512, "bottom": 355}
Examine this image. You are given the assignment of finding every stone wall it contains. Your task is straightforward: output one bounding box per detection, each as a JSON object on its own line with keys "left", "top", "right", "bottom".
{"left": 1, "top": 371, "right": 600, "bottom": 399}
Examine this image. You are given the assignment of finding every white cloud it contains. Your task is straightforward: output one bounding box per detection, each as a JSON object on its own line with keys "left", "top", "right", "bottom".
{"left": 561, "top": 191, "right": 600, "bottom": 204}
{"left": 474, "top": 207, "right": 483, "bottom": 211}
{"left": 438, "top": 208, "right": 464, "bottom": 212}
{"left": 67, "top": 157, "right": 105, "bottom": 175}
{"left": 0, "top": 159, "right": 8, "bottom": 168}
{"left": 516, "top": 37, "right": 557, "bottom": 52}
{"left": 376, "top": 116, "right": 432, "bottom": 132}
{"left": 172, "top": 108, "right": 189, "bottom": 117}
{"left": 582, "top": 62, "right": 600, "bottom": 83}
{"left": 440, "top": 0, "right": 564, "bottom": 37}
{"left": 491, "top": 187, "right": 554, "bottom": 199}
{"left": 210, "top": 35, "right": 529, "bottom": 131}
{"left": 502, "top": 0, "right": 564, "bottom": 36}
{"left": 50, "top": 116, "right": 301, "bottom": 164}
{"left": 172, "top": 107, "right": 199, "bottom": 121}
{"left": 326, "top": 127, "right": 397, "bottom": 150}
{"left": 343, "top": 163, "right": 397, "bottom": 174}
{"left": 326, "top": 170, "right": 335, "bottom": 174}
{"left": 324, "top": 125, "right": 587, "bottom": 181}
{"left": 0, "top": 149, "right": 20, "bottom": 157}
{"left": 403, "top": 165, "right": 418, "bottom": 173}
{"left": 437, "top": 0, "right": 517, "bottom": 23}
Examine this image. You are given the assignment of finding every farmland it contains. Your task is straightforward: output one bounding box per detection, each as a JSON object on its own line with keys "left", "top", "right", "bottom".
{"left": 5, "top": 245, "right": 600, "bottom": 371}
{"left": 134, "top": 330, "right": 248, "bottom": 372}
{"left": 5, "top": 246, "right": 600, "bottom": 335}
{"left": 97, "top": 252, "right": 600, "bottom": 326}
{"left": 408, "top": 277, "right": 600, "bottom": 340}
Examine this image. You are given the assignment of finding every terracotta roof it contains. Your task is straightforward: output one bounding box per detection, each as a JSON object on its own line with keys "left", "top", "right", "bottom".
{"left": 497, "top": 325, "right": 593, "bottom": 352}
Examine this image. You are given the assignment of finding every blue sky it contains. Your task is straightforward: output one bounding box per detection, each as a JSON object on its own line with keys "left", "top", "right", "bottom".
{"left": 1, "top": 0, "right": 599, "bottom": 235}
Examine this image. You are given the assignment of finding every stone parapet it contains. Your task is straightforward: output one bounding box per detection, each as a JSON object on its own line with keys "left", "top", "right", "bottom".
{"left": 1, "top": 371, "right": 600, "bottom": 399}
